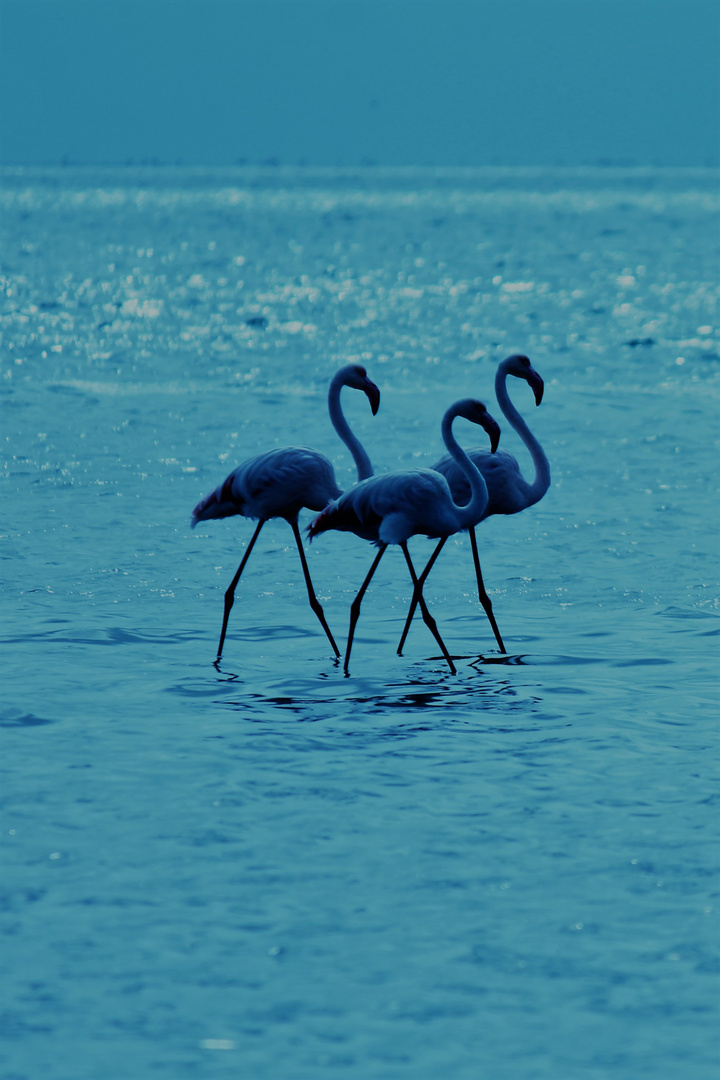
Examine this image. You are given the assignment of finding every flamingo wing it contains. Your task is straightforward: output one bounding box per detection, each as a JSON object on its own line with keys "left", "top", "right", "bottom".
{"left": 192, "top": 446, "right": 341, "bottom": 527}
{"left": 239, "top": 447, "right": 340, "bottom": 515}
{"left": 433, "top": 447, "right": 531, "bottom": 517}
{"left": 309, "top": 469, "right": 459, "bottom": 545}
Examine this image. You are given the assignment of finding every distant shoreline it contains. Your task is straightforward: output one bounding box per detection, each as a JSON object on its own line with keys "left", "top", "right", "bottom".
{"left": 1, "top": 160, "right": 718, "bottom": 172}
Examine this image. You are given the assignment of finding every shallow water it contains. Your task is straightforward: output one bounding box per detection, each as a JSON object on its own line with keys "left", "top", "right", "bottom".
{"left": 1, "top": 165, "right": 719, "bottom": 1079}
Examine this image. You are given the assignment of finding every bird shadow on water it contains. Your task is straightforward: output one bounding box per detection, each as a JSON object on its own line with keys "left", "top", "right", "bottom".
{"left": 167, "top": 609, "right": 695, "bottom": 730}
{"left": 171, "top": 642, "right": 553, "bottom": 730}
{"left": 170, "top": 604, "right": 707, "bottom": 734}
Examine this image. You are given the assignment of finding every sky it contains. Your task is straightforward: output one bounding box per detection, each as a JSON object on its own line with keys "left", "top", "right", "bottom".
{"left": 0, "top": 0, "right": 718, "bottom": 167}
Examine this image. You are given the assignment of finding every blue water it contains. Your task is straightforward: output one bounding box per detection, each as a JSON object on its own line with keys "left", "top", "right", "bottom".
{"left": 1, "top": 166, "right": 718, "bottom": 1079}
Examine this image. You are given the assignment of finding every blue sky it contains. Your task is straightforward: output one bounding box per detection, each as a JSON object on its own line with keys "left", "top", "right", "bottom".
{"left": 1, "top": 0, "right": 718, "bottom": 166}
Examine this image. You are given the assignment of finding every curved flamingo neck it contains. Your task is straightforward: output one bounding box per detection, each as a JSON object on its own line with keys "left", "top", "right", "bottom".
{"left": 328, "top": 371, "right": 373, "bottom": 481}
{"left": 441, "top": 407, "right": 490, "bottom": 529}
{"left": 495, "top": 362, "right": 551, "bottom": 506}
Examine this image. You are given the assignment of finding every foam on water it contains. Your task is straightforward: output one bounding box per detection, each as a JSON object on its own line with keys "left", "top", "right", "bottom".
{"left": 1, "top": 166, "right": 718, "bottom": 1079}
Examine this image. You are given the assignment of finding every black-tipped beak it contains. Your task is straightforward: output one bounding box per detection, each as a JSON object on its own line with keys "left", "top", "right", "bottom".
{"left": 529, "top": 369, "right": 544, "bottom": 406}
{"left": 365, "top": 380, "right": 381, "bottom": 416}
{"left": 487, "top": 416, "right": 501, "bottom": 454}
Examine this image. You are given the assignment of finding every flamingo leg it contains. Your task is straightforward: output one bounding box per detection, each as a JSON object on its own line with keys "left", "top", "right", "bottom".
{"left": 400, "top": 542, "right": 456, "bottom": 674}
{"left": 216, "top": 519, "right": 265, "bottom": 661}
{"left": 468, "top": 526, "right": 507, "bottom": 653}
{"left": 290, "top": 520, "right": 340, "bottom": 658}
{"left": 344, "top": 544, "right": 387, "bottom": 675}
{"left": 396, "top": 536, "right": 448, "bottom": 655}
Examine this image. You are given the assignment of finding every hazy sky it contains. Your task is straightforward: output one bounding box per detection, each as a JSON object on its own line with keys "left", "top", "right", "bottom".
{"left": 1, "top": 0, "right": 718, "bottom": 166}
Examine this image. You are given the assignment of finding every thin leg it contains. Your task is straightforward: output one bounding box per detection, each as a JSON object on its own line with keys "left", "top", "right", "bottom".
{"left": 469, "top": 526, "right": 507, "bottom": 653}
{"left": 400, "top": 543, "right": 456, "bottom": 674}
{"left": 216, "top": 519, "right": 265, "bottom": 661}
{"left": 396, "top": 536, "right": 448, "bottom": 655}
{"left": 290, "top": 520, "right": 340, "bottom": 658}
{"left": 344, "top": 545, "right": 387, "bottom": 675}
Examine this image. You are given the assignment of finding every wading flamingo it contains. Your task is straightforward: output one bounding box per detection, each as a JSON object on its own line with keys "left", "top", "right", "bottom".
{"left": 308, "top": 399, "right": 500, "bottom": 675}
{"left": 397, "top": 354, "right": 550, "bottom": 656}
{"left": 192, "top": 364, "right": 380, "bottom": 661}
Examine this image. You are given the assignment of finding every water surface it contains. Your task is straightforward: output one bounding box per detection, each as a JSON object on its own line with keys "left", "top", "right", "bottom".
{"left": 1, "top": 166, "right": 718, "bottom": 1079}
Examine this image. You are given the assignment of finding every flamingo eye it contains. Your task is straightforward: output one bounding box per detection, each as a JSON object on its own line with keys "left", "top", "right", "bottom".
{"left": 357, "top": 366, "right": 367, "bottom": 377}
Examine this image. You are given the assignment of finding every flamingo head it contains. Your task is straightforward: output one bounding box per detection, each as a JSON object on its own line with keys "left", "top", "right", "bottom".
{"left": 503, "top": 354, "right": 544, "bottom": 406}
{"left": 454, "top": 399, "right": 501, "bottom": 454}
{"left": 340, "top": 363, "right": 381, "bottom": 415}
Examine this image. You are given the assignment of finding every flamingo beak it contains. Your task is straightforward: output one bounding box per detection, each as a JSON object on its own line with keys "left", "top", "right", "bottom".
{"left": 486, "top": 416, "right": 501, "bottom": 454}
{"left": 528, "top": 369, "right": 544, "bottom": 406}
{"left": 365, "top": 380, "right": 381, "bottom": 416}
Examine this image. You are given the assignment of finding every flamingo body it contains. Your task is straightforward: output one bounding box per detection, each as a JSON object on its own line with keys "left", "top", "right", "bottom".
{"left": 192, "top": 363, "right": 380, "bottom": 661}
{"left": 396, "top": 353, "right": 550, "bottom": 656}
{"left": 192, "top": 445, "right": 341, "bottom": 527}
{"left": 309, "top": 398, "right": 501, "bottom": 674}
{"left": 431, "top": 353, "right": 548, "bottom": 518}
{"left": 310, "top": 467, "right": 475, "bottom": 546}
{"left": 431, "top": 446, "right": 537, "bottom": 518}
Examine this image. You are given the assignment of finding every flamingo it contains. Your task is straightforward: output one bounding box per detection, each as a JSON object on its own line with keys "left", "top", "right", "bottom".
{"left": 397, "top": 354, "right": 550, "bottom": 656}
{"left": 308, "top": 399, "right": 501, "bottom": 675}
{"left": 192, "top": 364, "right": 381, "bottom": 661}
